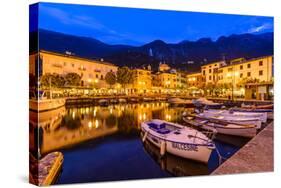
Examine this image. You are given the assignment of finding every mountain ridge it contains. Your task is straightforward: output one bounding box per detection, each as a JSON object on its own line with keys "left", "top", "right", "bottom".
{"left": 30, "top": 29, "right": 273, "bottom": 72}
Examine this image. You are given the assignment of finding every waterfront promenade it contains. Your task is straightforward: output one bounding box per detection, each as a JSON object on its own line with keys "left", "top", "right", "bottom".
{"left": 212, "top": 121, "right": 273, "bottom": 175}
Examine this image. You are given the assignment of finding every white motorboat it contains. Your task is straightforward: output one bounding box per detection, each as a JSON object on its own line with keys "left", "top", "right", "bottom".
{"left": 168, "top": 98, "right": 194, "bottom": 107}
{"left": 141, "top": 119, "right": 215, "bottom": 163}
{"left": 203, "top": 109, "right": 267, "bottom": 123}
{"left": 98, "top": 99, "right": 109, "bottom": 106}
{"left": 194, "top": 111, "right": 262, "bottom": 129}
{"left": 118, "top": 98, "right": 127, "bottom": 103}
{"left": 192, "top": 98, "right": 223, "bottom": 109}
{"left": 183, "top": 116, "right": 257, "bottom": 138}
{"left": 29, "top": 90, "right": 65, "bottom": 112}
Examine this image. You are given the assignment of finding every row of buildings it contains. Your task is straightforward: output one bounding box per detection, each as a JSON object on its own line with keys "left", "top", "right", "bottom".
{"left": 29, "top": 50, "right": 273, "bottom": 100}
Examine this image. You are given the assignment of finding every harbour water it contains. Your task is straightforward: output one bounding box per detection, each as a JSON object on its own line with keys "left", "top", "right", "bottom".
{"left": 32, "top": 102, "right": 251, "bottom": 184}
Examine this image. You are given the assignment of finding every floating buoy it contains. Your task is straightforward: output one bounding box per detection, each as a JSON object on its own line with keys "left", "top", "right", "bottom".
{"left": 160, "top": 141, "right": 166, "bottom": 156}
{"left": 142, "top": 131, "right": 148, "bottom": 143}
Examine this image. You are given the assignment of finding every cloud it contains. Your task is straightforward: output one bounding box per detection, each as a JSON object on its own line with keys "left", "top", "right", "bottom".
{"left": 40, "top": 5, "right": 145, "bottom": 44}
{"left": 40, "top": 5, "right": 107, "bottom": 30}
{"left": 247, "top": 23, "right": 273, "bottom": 33}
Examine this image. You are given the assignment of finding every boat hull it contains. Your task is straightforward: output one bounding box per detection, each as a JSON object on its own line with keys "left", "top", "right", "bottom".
{"left": 29, "top": 98, "right": 66, "bottom": 112}
{"left": 141, "top": 128, "right": 212, "bottom": 164}
{"left": 199, "top": 124, "right": 256, "bottom": 138}
{"left": 183, "top": 118, "right": 257, "bottom": 138}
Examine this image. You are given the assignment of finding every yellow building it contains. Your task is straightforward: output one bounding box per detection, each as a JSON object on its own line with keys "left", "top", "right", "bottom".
{"left": 217, "top": 56, "right": 273, "bottom": 84}
{"left": 217, "top": 56, "right": 273, "bottom": 99}
{"left": 153, "top": 72, "right": 177, "bottom": 89}
{"left": 132, "top": 68, "right": 152, "bottom": 94}
{"left": 187, "top": 72, "right": 203, "bottom": 88}
{"left": 201, "top": 61, "right": 225, "bottom": 84}
{"left": 30, "top": 50, "right": 118, "bottom": 88}
{"left": 176, "top": 71, "right": 187, "bottom": 89}
{"left": 186, "top": 72, "right": 204, "bottom": 97}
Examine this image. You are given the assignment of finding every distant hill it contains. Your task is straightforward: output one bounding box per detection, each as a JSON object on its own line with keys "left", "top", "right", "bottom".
{"left": 31, "top": 29, "right": 273, "bottom": 72}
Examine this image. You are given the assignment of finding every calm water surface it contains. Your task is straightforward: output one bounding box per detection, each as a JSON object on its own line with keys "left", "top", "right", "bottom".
{"left": 36, "top": 102, "right": 250, "bottom": 184}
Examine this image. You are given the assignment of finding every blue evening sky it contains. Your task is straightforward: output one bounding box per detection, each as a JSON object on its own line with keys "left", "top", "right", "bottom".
{"left": 35, "top": 2, "right": 273, "bottom": 46}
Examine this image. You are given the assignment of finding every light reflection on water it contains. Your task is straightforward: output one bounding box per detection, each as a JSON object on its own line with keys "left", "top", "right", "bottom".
{"left": 29, "top": 102, "right": 250, "bottom": 184}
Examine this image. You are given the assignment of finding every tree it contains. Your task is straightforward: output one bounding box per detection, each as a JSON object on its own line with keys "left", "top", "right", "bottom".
{"left": 116, "top": 67, "right": 133, "bottom": 89}
{"left": 105, "top": 71, "right": 117, "bottom": 88}
{"left": 40, "top": 73, "right": 65, "bottom": 88}
{"left": 64, "top": 73, "right": 82, "bottom": 87}
{"left": 29, "top": 73, "right": 37, "bottom": 89}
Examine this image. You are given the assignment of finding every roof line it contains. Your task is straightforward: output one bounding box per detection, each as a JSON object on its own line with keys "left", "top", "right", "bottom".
{"left": 39, "top": 50, "right": 117, "bottom": 67}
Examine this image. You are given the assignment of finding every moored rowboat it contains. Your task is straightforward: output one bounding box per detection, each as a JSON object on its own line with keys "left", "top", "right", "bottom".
{"left": 192, "top": 98, "right": 223, "bottom": 109}
{"left": 193, "top": 111, "right": 262, "bottom": 129}
{"left": 203, "top": 109, "right": 267, "bottom": 123}
{"left": 183, "top": 116, "right": 257, "bottom": 138}
{"left": 141, "top": 119, "right": 215, "bottom": 163}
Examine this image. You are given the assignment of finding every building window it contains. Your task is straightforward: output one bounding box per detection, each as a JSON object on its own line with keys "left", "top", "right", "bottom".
{"left": 203, "top": 70, "right": 206, "bottom": 75}
{"left": 259, "top": 61, "right": 263, "bottom": 66}
{"left": 72, "top": 63, "right": 75, "bottom": 67}
{"left": 259, "top": 70, "right": 263, "bottom": 76}
{"left": 96, "top": 74, "right": 99, "bottom": 78}
{"left": 209, "top": 75, "right": 212, "bottom": 80}
{"left": 247, "top": 72, "right": 251, "bottom": 77}
{"left": 247, "top": 64, "right": 251, "bottom": 68}
{"left": 101, "top": 75, "right": 104, "bottom": 80}
{"left": 240, "top": 65, "right": 243, "bottom": 70}
{"left": 209, "top": 69, "right": 212, "bottom": 73}
{"left": 240, "top": 73, "right": 243, "bottom": 78}
{"left": 228, "top": 68, "right": 233, "bottom": 72}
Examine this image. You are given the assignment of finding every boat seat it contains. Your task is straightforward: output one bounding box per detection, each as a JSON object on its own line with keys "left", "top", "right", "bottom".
{"left": 147, "top": 122, "right": 171, "bottom": 134}
{"left": 156, "top": 128, "right": 171, "bottom": 134}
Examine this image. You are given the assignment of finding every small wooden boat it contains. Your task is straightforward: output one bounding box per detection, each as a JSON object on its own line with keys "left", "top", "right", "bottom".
{"left": 168, "top": 97, "right": 194, "bottom": 107}
{"left": 143, "top": 97, "right": 154, "bottom": 102}
{"left": 203, "top": 109, "right": 267, "bottom": 123}
{"left": 110, "top": 99, "right": 118, "bottom": 104}
{"left": 141, "top": 119, "right": 215, "bottom": 163}
{"left": 29, "top": 152, "right": 64, "bottom": 186}
{"left": 231, "top": 106, "right": 273, "bottom": 113}
{"left": 129, "top": 98, "right": 139, "bottom": 103}
{"left": 193, "top": 111, "right": 262, "bottom": 129}
{"left": 241, "top": 103, "right": 273, "bottom": 110}
{"left": 118, "top": 98, "right": 127, "bottom": 103}
{"left": 183, "top": 116, "right": 257, "bottom": 138}
{"left": 98, "top": 99, "right": 109, "bottom": 106}
{"left": 192, "top": 98, "right": 223, "bottom": 109}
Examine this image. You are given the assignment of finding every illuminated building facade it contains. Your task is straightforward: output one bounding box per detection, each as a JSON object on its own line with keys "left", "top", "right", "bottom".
{"left": 30, "top": 50, "right": 118, "bottom": 88}
{"left": 132, "top": 68, "right": 152, "bottom": 94}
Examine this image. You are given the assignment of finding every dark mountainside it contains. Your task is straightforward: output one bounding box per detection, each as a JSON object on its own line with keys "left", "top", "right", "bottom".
{"left": 31, "top": 29, "right": 273, "bottom": 72}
